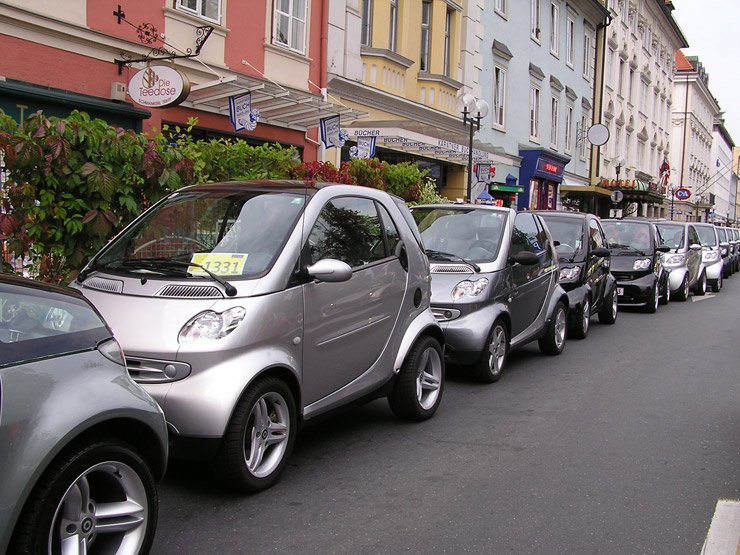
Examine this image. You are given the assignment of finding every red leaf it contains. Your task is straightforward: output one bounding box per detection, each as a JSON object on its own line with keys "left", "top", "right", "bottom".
{"left": 81, "top": 209, "right": 99, "bottom": 224}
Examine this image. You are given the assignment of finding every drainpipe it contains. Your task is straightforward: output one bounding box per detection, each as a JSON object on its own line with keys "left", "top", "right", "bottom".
{"left": 590, "top": 12, "right": 613, "bottom": 210}
{"left": 317, "top": 0, "right": 329, "bottom": 162}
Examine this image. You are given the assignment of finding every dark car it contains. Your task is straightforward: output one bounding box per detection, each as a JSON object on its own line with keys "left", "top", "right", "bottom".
{"left": 410, "top": 204, "right": 569, "bottom": 383}
{"left": 534, "top": 211, "right": 617, "bottom": 338}
{"left": 715, "top": 226, "right": 733, "bottom": 278}
{"left": 601, "top": 219, "right": 670, "bottom": 313}
{"left": 1, "top": 274, "right": 168, "bottom": 554}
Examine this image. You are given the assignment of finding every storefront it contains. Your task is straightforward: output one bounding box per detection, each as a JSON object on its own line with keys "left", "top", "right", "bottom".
{"left": 488, "top": 174, "right": 523, "bottom": 208}
{"left": 518, "top": 149, "right": 570, "bottom": 211}
{"left": 600, "top": 179, "right": 665, "bottom": 218}
{"left": 559, "top": 183, "right": 614, "bottom": 216}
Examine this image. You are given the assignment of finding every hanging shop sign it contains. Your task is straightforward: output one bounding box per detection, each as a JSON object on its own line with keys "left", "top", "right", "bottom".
{"left": 128, "top": 65, "right": 190, "bottom": 108}
{"left": 320, "top": 115, "right": 348, "bottom": 149}
{"left": 228, "top": 92, "right": 260, "bottom": 132}
{"left": 674, "top": 187, "right": 691, "bottom": 200}
{"left": 350, "top": 136, "right": 377, "bottom": 159}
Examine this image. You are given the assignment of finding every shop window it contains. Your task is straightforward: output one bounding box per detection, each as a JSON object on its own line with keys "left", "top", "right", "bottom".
{"left": 177, "top": 0, "right": 221, "bottom": 24}
{"left": 273, "top": 0, "right": 308, "bottom": 54}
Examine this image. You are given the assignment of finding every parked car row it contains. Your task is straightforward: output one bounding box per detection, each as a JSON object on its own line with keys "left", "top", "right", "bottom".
{"left": 2, "top": 180, "right": 736, "bottom": 553}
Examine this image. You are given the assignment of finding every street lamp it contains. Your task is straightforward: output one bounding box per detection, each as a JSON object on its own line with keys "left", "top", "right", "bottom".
{"left": 457, "top": 93, "right": 489, "bottom": 202}
{"left": 614, "top": 155, "right": 625, "bottom": 184}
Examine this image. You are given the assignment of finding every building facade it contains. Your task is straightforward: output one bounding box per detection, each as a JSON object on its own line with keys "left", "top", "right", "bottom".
{"left": 0, "top": 0, "right": 357, "bottom": 161}
{"left": 476, "top": 0, "right": 609, "bottom": 211}
{"left": 710, "top": 116, "right": 735, "bottom": 225}
{"left": 669, "top": 53, "right": 720, "bottom": 222}
{"left": 597, "top": 0, "right": 687, "bottom": 218}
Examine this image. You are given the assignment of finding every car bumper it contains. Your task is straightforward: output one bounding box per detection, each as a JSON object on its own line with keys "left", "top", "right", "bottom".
{"left": 705, "top": 260, "right": 723, "bottom": 280}
{"left": 433, "top": 303, "right": 502, "bottom": 365}
{"left": 614, "top": 273, "right": 656, "bottom": 306}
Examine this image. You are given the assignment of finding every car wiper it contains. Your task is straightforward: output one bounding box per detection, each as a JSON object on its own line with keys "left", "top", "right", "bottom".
{"left": 120, "top": 258, "right": 238, "bottom": 296}
{"left": 609, "top": 244, "right": 646, "bottom": 256}
{"left": 424, "top": 249, "right": 481, "bottom": 272}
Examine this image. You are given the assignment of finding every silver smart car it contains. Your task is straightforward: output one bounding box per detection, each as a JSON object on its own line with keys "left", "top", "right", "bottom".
{"left": 75, "top": 181, "right": 445, "bottom": 493}
{"left": 1, "top": 274, "right": 168, "bottom": 554}
{"left": 654, "top": 221, "right": 707, "bottom": 300}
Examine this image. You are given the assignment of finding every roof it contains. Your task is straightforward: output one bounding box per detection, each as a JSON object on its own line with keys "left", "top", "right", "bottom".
{"left": 675, "top": 50, "right": 694, "bottom": 71}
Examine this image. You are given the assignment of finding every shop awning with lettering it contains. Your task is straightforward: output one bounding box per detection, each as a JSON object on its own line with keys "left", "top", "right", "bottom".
{"left": 181, "top": 74, "right": 366, "bottom": 132}
{"left": 560, "top": 184, "right": 613, "bottom": 197}
{"left": 345, "top": 122, "right": 509, "bottom": 166}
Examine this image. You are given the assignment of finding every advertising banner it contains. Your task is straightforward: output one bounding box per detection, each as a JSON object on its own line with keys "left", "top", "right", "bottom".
{"left": 320, "top": 115, "right": 348, "bottom": 148}
{"left": 228, "top": 92, "right": 259, "bottom": 132}
{"left": 350, "top": 136, "right": 376, "bottom": 159}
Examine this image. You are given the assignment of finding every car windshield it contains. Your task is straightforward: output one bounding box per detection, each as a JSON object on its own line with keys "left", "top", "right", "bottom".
{"left": 602, "top": 221, "right": 653, "bottom": 254}
{"left": 89, "top": 189, "right": 307, "bottom": 279}
{"left": 539, "top": 216, "right": 585, "bottom": 262}
{"left": 695, "top": 226, "right": 718, "bottom": 246}
{"left": 411, "top": 207, "right": 508, "bottom": 263}
{"left": 656, "top": 223, "right": 685, "bottom": 250}
{"left": 716, "top": 227, "right": 727, "bottom": 241}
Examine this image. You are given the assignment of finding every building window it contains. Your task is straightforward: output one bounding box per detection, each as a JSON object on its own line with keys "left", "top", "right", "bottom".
{"left": 273, "top": 0, "right": 307, "bottom": 54}
{"left": 389, "top": 0, "right": 398, "bottom": 51}
{"left": 495, "top": 0, "right": 507, "bottom": 16}
{"left": 550, "top": 3, "right": 559, "bottom": 56}
{"left": 580, "top": 111, "right": 590, "bottom": 159}
{"left": 550, "top": 96, "right": 560, "bottom": 148}
{"left": 493, "top": 66, "right": 507, "bottom": 128}
{"left": 639, "top": 80, "right": 648, "bottom": 112}
{"left": 564, "top": 104, "right": 573, "bottom": 152}
{"left": 361, "top": 0, "right": 373, "bottom": 46}
{"left": 615, "top": 124, "right": 622, "bottom": 157}
{"left": 637, "top": 140, "right": 646, "bottom": 169}
{"left": 531, "top": 0, "right": 541, "bottom": 42}
{"left": 530, "top": 86, "right": 541, "bottom": 140}
{"left": 177, "top": 0, "right": 221, "bottom": 23}
{"left": 618, "top": 59, "right": 625, "bottom": 96}
{"left": 566, "top": 15, "right": 575, "bottom": 66}
{"left": 606, "top": 47, "right": 615, "bottom": 85}
{"left": 443, "top": 9, "right": 452, "bottom": 77}
{"left": 626, "top": 131, "right": 632, "bottom": 162}
{"left": 628, "top": 68, "right": 635, "bottom": 103}
{"left": 420, "top": 1, "right": 432, "bottom": 72}
{"left": 582, "top": 33, "right": 592, "bottom": 80}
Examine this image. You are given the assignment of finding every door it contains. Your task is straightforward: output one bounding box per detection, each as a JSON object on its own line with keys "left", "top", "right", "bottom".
{"left": 686, "top": 225, "right": 702, "bottom": 283}
{"left": 302, "top": 196, "right": 406, "bottom": 405}
{"left": 509, "top": 213, "right": 552, "bottom": 338}
{"left": 587, "top": 217, "right": 608, "bottom": 309}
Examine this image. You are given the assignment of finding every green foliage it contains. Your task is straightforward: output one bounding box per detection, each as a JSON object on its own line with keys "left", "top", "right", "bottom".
{"left": 409, "top": 178, "right": 450, "bottom": 206}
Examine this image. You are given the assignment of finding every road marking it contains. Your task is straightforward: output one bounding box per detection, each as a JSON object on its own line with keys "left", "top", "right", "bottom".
{"left": 692, "top": 293, "right": 717, "bottom": 302}
{"left": 701, "top": 499, "right": 740, "bottom": 555}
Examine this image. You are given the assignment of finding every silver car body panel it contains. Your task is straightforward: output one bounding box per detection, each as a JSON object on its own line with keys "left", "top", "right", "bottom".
{"left": 0, "top": 351, "right": 167, "bottom": 554}
{"left": 76, "top": 184, "right": 439, "bottom": 440}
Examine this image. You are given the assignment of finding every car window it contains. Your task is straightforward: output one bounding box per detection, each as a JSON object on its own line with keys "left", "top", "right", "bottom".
{"left": 534, "top": 216, "right": 554, "bottom": 265}
{"left": 511, "top": 213, "right": 543, "bottom": 256}
{"left": 1, "top": 284, "right": 111, "bottom": 367}
{"left": 587, "top": 218, "right": 604, "bottom": 250}
{"left": 602, "top": 221, "right": 653, "bottom": 252}
{"left": 307, "top": 196, "right": 384, "bottom": 268}
{"left": 716, "top": 227, "right": 727, "bottom": 242}
{"left": 392, "top": 197, "right": 424, "bottom": 249}
{"left": 695, "top": 226, "right": 717, "bottom": 246}
{"left": 377, "top": 203, "right": 401, "bottom": 256}
{"left": 656, "top": 223, "right": 685, "bottom": 249}
{"left": 688, "top": 226, "right": 700, "bottom": 246}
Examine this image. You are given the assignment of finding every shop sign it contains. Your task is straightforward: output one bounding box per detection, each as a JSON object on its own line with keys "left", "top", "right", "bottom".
{"left": 674, "top": 187, "right": 691, "bottom": 200}
{"left": 536, "top": 158, "right": 565, "bottom": 178}
{"left": 128, "top": 66, "right": 190, "bottom": 108}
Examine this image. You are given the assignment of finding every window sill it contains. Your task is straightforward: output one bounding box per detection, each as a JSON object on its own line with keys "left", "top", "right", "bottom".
{"left": 264, "top": 42, "right": 311, "bottom": 64}
{"left": 165, "top": 7, "right": 227, "bottom": 33}
{"left": 495, "top": 9, "right": 508, "bottom": 20}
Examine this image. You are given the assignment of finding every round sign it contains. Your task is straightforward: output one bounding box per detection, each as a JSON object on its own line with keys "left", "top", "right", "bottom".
{"left": 674, "top": 187, "right": 691, "bottom": 200}
{"left": 128, "top": 66, "right": 191, "bottom": 108}
{"left": 587, "top": 123, "right": 610, "bottom": 146}
{"left": 610, "top": 190, "right": 624, "bottom": 203}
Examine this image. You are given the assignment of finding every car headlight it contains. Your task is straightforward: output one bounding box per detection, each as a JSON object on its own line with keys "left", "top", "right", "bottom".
{"left": 664, "top": 254, "right": 685, "bottom": 266}
{"left": 98, "top": 338, "right": 126, "bottom": 366}
{"left": 703, "top": 250, "right": 719, "bottom": 262}
{"left": 179, "top": 306, "right": 246, "bottom": 344}
{"left": 559, "top": 266, "right": 581, "bottom": 282}
{"left": 633, "top": 258, "right": 652, "bottom": 270}
{"left": 452, "top": 278, "right": 489, "bottom": 300}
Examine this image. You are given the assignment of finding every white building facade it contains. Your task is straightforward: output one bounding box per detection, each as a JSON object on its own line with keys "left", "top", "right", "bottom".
{"left": 710, "top": 117, "right": 735, "bottom": 225}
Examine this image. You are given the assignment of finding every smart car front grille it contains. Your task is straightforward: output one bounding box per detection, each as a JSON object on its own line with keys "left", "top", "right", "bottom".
{"left": 126, "top": 357, "right": 192, "bottom": 383}
{"left": 612, "top": 270, "right": 651, "bottom": 281}
{"left": 83, "top": 277, "right": 124, "bottom": 293}
{"left": 155, "top": 284, "right": 223, "bottom": 298}
{"left": 431, "top": 264, "right": 475, "bottom": 274}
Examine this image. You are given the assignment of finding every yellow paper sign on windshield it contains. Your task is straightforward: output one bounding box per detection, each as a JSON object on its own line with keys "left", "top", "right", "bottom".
{"left": 189, "top": 253, "right": 248, "bottom": 276}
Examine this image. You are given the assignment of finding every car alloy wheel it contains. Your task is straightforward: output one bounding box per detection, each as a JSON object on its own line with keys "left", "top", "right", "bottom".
{"left": 539, "top": 301, "right": 567, "bottom": 355}
{"left": 660, "top": 279, "right": 671, "bottom": 305}
{"left": 694, "top": 271, "right": 707, "bottom": 296}
{"left": 645, "top": 281, "right": 659, "bottom": 314}
{"left": 472, "top": 320, "right": 508, "bottom": 383}
{"left": 10, "top": 440, "right": 157, "bottom": 555}
{"left": 598, "top": 287, "right": 618, "bottom": 325}
{"left": 675, "top": 275, "right": 689, "bottom": 302}
{"left": 213, "top": 377, "right": 297, "bottom": 493}
{"left": 389, "top": 335, "right": 444, "bottom": 420}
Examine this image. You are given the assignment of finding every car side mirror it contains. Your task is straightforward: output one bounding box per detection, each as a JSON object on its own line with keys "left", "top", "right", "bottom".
{"left": 591, "top": 247, "right": 610, "bottom": 258}
{"left": 656, "top": 245, "right": 671, "bottom": 253}
{"left": 306, "top": 259, "right": 353, "bottom": 282}
{"left": 689, "top": 243, "right": 702, "bottom": 251}
{"left": 510, "top": 251, "right": 539, "bottom": 266}
{"left": 394, "top": 241, "right": 408, "bottom": 271}
{"left": 552, "top": 240, "right": 561, "bottom": 247}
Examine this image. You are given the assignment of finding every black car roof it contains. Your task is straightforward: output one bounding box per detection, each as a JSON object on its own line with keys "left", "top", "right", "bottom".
{"left": 177, "top": 180, "right": 330, "bottom": 196}
{"left": 0, "top": 273, "right": 88, "bottom": 301}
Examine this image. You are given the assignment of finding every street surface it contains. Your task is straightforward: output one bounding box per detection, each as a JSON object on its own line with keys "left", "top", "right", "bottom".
{"left": 153, "top": 278, "right": 740, "bottom": 554}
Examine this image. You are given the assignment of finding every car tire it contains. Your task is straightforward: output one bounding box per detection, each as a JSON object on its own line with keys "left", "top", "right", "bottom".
{"left": 675, "top": 274, "right": 689, "bottom": 302}
{"left": 644, "top": 281, "right": 659, "bottom": 314}
{"left": 598, "top": 287, "right": 618, "bottom": 325}
{"left": 9, "top": 439, "right": 158, "bottom": 554}
{"left": 538, "top": 301, "right": 567, "bottom": 356}
{"left": 570, "top": 298, "right": 590, "bottom": 340}
{"left": 712, "top": 272, "right": 723, "bottom": 292}
{"left": 693, "top": 271, "right": 707, "bottom": 296}
{"left": 472, "top": 320, "right": 508, "bottom": 383}
{"left": 660, "top": 277, "right": 671, "bottom": 305}
{"left": 213, "top": 377, "right": 297, "bottom": 493}
{"left": 388, "top": 335, "right": 444, "bottom": 420}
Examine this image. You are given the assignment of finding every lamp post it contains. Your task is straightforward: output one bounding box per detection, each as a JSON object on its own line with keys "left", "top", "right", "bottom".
{"left": 613, "top": 155, "right": 625, "bottom": 217}
{"left": 457, "top": 93, "right": 490, "bottom": 202}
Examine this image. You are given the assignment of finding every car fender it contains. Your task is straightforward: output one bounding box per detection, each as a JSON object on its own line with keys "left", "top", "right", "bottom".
{"left": 546, "top": 284, "right": 569, "bottom": 321}
{"left": 667, "top": 266, "right": 689, "bottom": 291}
{"left": 393, "top": 308, "right": 445, "bottom": 374}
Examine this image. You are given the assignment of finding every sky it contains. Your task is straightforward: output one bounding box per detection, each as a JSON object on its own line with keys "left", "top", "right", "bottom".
{"left": 671, "top": 0, "right": 740, "bottom": 145}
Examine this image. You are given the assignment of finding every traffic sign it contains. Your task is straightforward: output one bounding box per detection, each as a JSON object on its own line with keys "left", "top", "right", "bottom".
{"left": 674, "top": 187, "right": 691, "bottom": 200}
{"left": 610, "top": 190, "right": 624, "bottom": 203}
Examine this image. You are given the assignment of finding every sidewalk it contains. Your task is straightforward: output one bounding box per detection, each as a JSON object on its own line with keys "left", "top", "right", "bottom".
{"left": 701, "top": 499, "right": 740, "bottom": 555}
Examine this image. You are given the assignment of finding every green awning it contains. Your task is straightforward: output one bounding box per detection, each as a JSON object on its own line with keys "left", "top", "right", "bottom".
{"left": 490, "top": 184, "right": 524, "bottom": 193}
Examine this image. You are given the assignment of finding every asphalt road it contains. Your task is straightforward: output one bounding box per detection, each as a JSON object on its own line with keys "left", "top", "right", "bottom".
{"left": 152, "top": 276, "right": 740, "bottom": 554}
